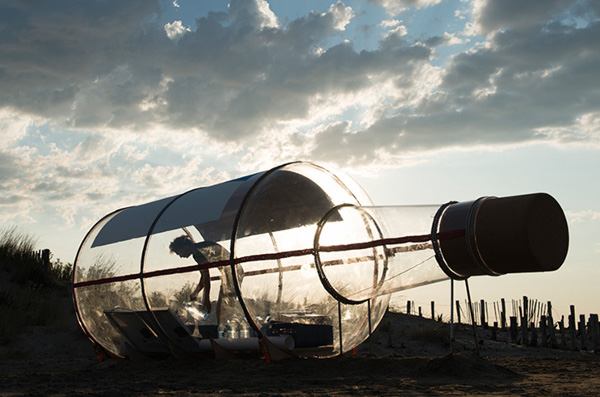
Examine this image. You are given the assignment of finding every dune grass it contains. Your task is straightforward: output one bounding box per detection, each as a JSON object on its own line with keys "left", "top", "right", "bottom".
{"left": 0, "top": 227, "right": 75, "bottom": 344}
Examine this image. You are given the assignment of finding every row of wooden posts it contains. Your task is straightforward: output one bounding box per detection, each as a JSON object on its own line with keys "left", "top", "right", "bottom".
{"left": 405, "top": 296, "right": 600, "bottom": 353}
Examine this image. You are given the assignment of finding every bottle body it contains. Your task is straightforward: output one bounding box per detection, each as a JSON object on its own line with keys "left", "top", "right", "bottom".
{"left": 72, "top": 162, "right": 568, "bottom": 360}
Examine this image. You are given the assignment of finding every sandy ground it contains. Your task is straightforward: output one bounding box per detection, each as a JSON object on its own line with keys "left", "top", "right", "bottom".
{"left": 2, "top": 312, "right": 600, "bottom": 396}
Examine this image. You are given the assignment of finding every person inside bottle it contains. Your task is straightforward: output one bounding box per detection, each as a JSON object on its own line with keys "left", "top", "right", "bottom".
{"left": 169, "top": 235, "right": 243, "bottom": 325}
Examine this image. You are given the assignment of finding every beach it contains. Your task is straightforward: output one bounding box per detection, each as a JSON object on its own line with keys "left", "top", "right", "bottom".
{"left": 2, "top": 311, "right": 600, "bottom": 396}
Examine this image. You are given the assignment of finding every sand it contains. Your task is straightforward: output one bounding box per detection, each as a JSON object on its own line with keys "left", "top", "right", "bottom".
{"left": 2, "top": 312, "right": 600, "bottom": 396}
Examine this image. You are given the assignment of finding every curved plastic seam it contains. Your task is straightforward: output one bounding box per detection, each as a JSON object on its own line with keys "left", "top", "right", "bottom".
{"left": 139, "top": 188, "right": 204, "bottom": 342}
{"left": 314, "top": 204, "right": 368, "bottom": 305}
{"left": 431, "top": 201, "right": 465, "bottom": 280}
{"left": 228, "top": 162, "right": 300, "bottom": 340}
{"left": 313, "top": 203, "right": 392, "bottom": 306}
{"left": 465, "top": 197, "right": 502, "bottom": 277}
{"left": 71, "top": 206, "right": 133, "bottom": 357}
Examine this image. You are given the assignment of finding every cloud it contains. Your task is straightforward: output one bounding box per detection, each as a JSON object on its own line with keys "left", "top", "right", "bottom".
{"left": 327, "top": 1, "right": 354, "bottom": 30}
{"left": 425, "top": 32, "right": 465, "bottom": 47}
{"left": 2, "top": 0, "right": 594, "bottom": 163}
{"left": 367, "top": 0, "right": 444, "bottom": 15}
{"left": 439, "top": 13, "right": 600, "bottom": 133}
{"left": 0, "top": 151, "right": 24, "bottom": 185}
{"left": 0, "top": 0, "right": 366, "bottom": 141}
{"left": 0, "top": 0, "right": 598, "bottom": 202}
{"left": 0, "top": 108, "right": 38, "bottom": 149}
{"left": 380, "top": 19, "right": 401, "bottom": 28}
{"left": 568, "top": 210, "right": 600, "bottom": 223}
{"left": 0, "top": 1, "right": 162, "bottom": 120}
{"left": 472, "top": 0, "right": 577, "bottom": 34}
{"left": 316, "top": 0, "right": 600, "bottom": 164}
{"left": 164, "top": 20, "right": 191, "bottom": 41}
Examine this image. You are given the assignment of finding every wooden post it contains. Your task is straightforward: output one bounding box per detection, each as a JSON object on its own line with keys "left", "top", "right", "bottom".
{"left": 530, "top": 322, "right": 538, "bottom": 347}
{"left": 521, "top": 314, "right": 529, "bottom": 346}
{"left": 480, "top": 299, "right": 487, "bottom": 329}
{"left": 523, "top": 296, "right": 529, "bottom": 328}
{"left": 547, "top": 301, "right": 557, "bottom": 348}
{"left": 540, "top": 315, "right": 548, "bottom": 348}
{"left": 41, "top": 248, "right": 51, "bottom": 271}
{"left": 540, "top": 302, "right": 546, "bottom": 325}
{"left": 579, "top": 314, "right": 587, "bottom": 351}
{"left": 590, "top": 314, "right": 599, "bottom": 353}
{"left": 431, "top": 301, "right": 435, "bottom": 321}
{"left": 501, "top": 298, "right": 506, "bottom": 330}
{"left": 559, "top": 317, "right": 567, "bottom": 350}
{"left": 456, "top": 300, "right": 461, "bottom": 324}
{"left": 418, "top": 306, "right": 422, "bottom": 317}
{"left": 492, "top": 321, "right": 498, "bottom": 341}
{"left": 510, "top": 316, "right": 518, "bottom": 344}
{"left": 407, "top": 300, "right": 411, "bottom": 315}
{"left": 569, "top": 305, "right": 577, "bottom": 351}
{"left": 494, "top": 301, "right": 498, "bottom": 324}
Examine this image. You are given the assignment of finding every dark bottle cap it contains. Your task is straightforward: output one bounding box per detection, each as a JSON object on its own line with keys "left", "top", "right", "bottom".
{"left": 438, "top": 193, "right": 569, "bottom": 278}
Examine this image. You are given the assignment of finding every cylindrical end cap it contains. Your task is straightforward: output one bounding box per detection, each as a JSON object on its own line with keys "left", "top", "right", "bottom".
{"left": 439, "top": 193, "right": 569, "bottom": 278}
{"left": 476, "top": 193, "right": 569, "bottom": 274}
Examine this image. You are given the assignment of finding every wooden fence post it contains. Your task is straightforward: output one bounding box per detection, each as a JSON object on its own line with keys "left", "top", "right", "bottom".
{"left": 579, "top": 314, "right": 587, "bottom": 351}
{"left": 547, "top": 301, "right": 557, "bottom": 348}
{"left": 510, "top": 316, "right": 518, "bottom": 344}
{"left": 407, "top": 300, "right": 411, "bottom": 315}
{"left": 530, "top": 322, "right": 538, "bottom": 347}
{"left": 590, "top": 314, "right": 599, "bottom": 353}
{"left": 494, "top": 301, "right": 498, "bottom": 324}
{"left": 559, "top": 317, "right": 567, "bottom": 350}
{"left": 480, "top": 299, "right": 487, "bottom": 328}
{"left": 431, "top": 301, "right": 435, "bottom": 321}
{"left": 523, "top": 296, "right": 529, "bottom": 328}
{"left": 41, "top": 248, "right": 51, "bottom": 271}
{"left": 569, "top": 305, "right": 577, "bottom": 351}
{"left": 521, "top": 314, "right": 529, "bottom": 346}
{"left": 501, "top": 298, "right": 506, "bottom": 330}
{"left": 540, "top": 315, "right": 548, "bottom": 348}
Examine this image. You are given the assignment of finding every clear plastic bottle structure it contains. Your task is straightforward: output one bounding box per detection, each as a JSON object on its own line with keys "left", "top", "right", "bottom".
{"left": 72, "top": 162, "right": 569, "bottom": 360}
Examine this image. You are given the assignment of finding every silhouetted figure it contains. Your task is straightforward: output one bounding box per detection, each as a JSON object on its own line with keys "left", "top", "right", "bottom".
{"left": 169, "top": 235, "right": 242, "bottom": 323}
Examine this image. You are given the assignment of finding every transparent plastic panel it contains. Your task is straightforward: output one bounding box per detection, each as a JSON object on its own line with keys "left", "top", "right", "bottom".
{"left": 73, "top": 210, "right": 148, "bottom": 357}
{"left": 316, "top": 205, "right": 450, "bottom": 303}
{"left": 74, "top": 162, "right": 393, "bottom": 358}
{"left": 141, "top": 186, "right": 250, "bottom": 352}
{"left": 233, "top": 163, "right": 388, "bottom": 357}
{"left": 75, "top": 280, "right": 146, "bottom": 357}
{"left": 142, "top": 228, "right": 226, "bottom": 338}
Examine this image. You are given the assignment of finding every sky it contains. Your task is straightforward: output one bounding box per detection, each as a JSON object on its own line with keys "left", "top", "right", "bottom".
{"left": 1, "top": 0, "right": 599, "bottom": 319}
